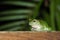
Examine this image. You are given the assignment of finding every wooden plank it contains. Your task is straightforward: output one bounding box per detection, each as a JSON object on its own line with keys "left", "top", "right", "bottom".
{"left": 0, "top": 32, "right": 60, "bottom": 40}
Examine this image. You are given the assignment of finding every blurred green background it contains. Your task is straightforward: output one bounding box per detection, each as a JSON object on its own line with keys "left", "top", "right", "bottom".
{"left": 0, "top": 0, "right": 60, "bottom": 31}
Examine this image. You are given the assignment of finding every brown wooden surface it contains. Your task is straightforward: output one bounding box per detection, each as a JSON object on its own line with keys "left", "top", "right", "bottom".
{"left": 0, "top": 31, "right": 60, "bottom": 40}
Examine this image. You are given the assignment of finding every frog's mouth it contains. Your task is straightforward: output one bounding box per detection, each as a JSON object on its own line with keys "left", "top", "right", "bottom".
{"left": 31, "top": 26, "right": 42, "bottom": 31}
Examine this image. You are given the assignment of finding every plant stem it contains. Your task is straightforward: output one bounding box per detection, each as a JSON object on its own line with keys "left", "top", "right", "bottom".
{"left": 32, "top": 0, "right": 43, "bottom": 19}
{"left": 50, "top": 0, "right": 56, "bottom": 30}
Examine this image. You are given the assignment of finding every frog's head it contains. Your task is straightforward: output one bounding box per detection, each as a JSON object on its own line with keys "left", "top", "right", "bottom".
{"left": 29, "top": 19, "right": 43, "bottom": 30}
{"left": 29, "top": 19, "right": 39, "bottom": 26}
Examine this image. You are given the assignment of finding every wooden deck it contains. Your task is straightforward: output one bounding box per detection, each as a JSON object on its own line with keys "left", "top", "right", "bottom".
{"left": 0, "top": 31, "right": 60, "bottom": 40}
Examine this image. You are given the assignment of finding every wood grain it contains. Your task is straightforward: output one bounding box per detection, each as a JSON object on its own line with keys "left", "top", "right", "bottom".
{"left": 0, "top": 31, "right": 60, "bottom": 40}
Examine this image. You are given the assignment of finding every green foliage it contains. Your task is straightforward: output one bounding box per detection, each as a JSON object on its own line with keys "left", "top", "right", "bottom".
{"left": 55, "top": 0, "right": 60, "bottom": 30}
{"left": 0, "top": 0, "right": 60, "bottom": 31}
{"left": 0, "top": 0, "right": 39, "bottom": 31}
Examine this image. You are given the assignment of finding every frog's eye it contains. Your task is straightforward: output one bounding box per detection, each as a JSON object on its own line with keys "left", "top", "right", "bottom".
{"left": 31, "top": 19, "right": 37, "bottom": 23}
{"left": 33, "top": 20, "right": 37, "bottom": 22}
{"left": 33, "top": 20, "right": 36, "bottom": 22}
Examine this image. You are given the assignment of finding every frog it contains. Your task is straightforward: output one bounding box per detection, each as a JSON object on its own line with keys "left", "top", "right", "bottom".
{"left": 29, "top": 19, "right": 52, "bottom": 31}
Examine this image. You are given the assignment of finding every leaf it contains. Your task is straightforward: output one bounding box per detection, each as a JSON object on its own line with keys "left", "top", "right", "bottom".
{"left": 55, "top": 0, "right": 60, "bottom": 30}
{"left": 2, "top": 1, "right": 36, "bottom": 7}
{"left": 0, "top": 21, "right": 26, "bottom": 30}
{"left": 0, "top": 10, "right": 32, "bottom": 15}
{"left": 0, "top": 0, "right": 39, "bottom": 31}
{"left": 0, "top": 15, "right": 28, "bottom": 21}
{"left": 50, "top": 0, "right": 56, "bottom": 30}
{"left": 32, "top": 0, "right": 43, "bottom": 19}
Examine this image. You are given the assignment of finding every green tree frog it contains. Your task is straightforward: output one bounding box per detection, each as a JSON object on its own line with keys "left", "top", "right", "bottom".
{"left": 29, "top": 19, "right": 52, "bottom": 31}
